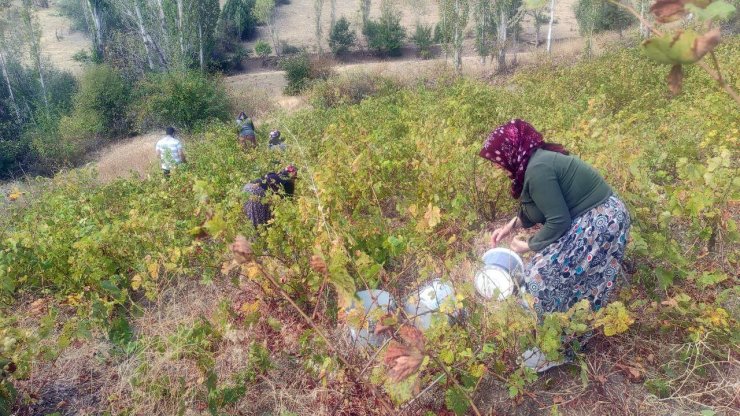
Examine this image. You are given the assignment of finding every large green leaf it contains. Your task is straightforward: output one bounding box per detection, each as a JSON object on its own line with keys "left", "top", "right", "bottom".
{"left": 685, "top": 1, "right": 736, "bottom": 21}
{"left": 642, "top": 30, "right": 701, "bottom": 65}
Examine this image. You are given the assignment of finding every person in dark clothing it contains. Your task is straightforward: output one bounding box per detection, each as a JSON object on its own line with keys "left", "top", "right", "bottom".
{"left": 236, "top": 112, "right": 256, "bottom": 148}
{"left": 268, "top": 130, "right": 286, "bottom": 151}
{"left": 479, "top": 119, "right": 631, "bottom": 371}
{"left": 243, "top": 165, "right": 298, "bottom": 227}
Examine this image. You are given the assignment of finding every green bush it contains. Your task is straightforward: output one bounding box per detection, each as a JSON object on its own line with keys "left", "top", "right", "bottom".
{"left": 363, "top": 12, "right": 406, "bottom": 57}
{"left": 221, "top": 0, "right": 258, "bottom": 40}
{"left": 574, "top": 0, "right": 635, "bottom": 35}
{"left": 281, "top": 54, "right": 311, "bottom": 95}
{"left": 329, "top": 17, "right": 356, "bottom": 56}
{"left": 309, "top": 71, "right": 398, "bottom": 108}
{"left": 59, "top": 64, "right": 131, "bottom": 144}
{"left": 254, "top": 40, "right": 272, "bottom": 57}
{"left": 131, "top": 71, "right": 230, "bottom": 131}
{"left": 411, "top": 24, "right": 434, "bottom": 59}
{"left": 281, "top": 53, "right": 335, "bottom": 95}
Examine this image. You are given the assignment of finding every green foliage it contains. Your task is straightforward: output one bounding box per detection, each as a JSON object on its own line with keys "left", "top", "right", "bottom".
{"left": 309, "top": 71, "right": 398, "bottom": 108}
{"left": 1, "top": 40, "right": 738, "bottom": 412}
{"left": 254, "top": 39, "right": 272, "bottom": 57}
{"left": 132, "top": 70, "right": 229, "bottom": 131}
{"left": 328, "top": 16, "right": 356, "bottom": 56}
{"left": 574, "top": 0, "right": 635, "bottom": 35}
{"left": 59, "top": 64, "right": 131, "bottom": 143}
{"left": 221, "top": 0, "right": 258, "bottom": 40}
{"left": 280, "top": 54, "right": 333, "bottom": 95}
{"left": 411, "top": 24, "right": 434, "bottom": 59}
{"left": 363, "top": 11, "right": 406, "bottom": 57}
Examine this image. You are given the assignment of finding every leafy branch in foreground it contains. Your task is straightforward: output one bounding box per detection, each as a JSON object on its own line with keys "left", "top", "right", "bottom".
{"left": 608, "top": 0, "right": 739, "bottom": 104}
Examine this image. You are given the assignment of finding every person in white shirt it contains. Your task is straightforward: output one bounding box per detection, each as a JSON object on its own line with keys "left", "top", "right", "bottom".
{"left": 155, "top": 127, "right": 185, "bottom": 177}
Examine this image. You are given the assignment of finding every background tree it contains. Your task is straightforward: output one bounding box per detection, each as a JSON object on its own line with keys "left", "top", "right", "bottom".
{"left": 472, "top": 0, "right": 494, "bottom": 64}
{"left": 254, "top": 0, "right": 279, "bottom": 55}
{"left": 314, "top": 0, "right": 324, "bottom": 53}
{"left": 329, "top": 16, "right": 356, "bottom": 56}
{"left": 492, "top": 0, "right": 523, "bottom": 72}
{"left": 438, "top": 0, "right": 469, "bottom": 72}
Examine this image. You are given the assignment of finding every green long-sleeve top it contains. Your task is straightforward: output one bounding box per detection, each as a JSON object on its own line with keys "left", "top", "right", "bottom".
{"left": 518, "top": 149, "right": 613, "bottom": 252}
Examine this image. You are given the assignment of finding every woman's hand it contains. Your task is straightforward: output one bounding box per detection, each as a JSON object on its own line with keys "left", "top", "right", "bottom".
{"left": 491, "top": 217, "right": 518, "bottom": 246}
{"left": 510, "top": 235, "right": 530, "bottom": 254}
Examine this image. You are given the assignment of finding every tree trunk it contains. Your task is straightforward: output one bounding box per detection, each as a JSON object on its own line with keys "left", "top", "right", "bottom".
{"left": 21, "top": 2, "right": 50, "bottom": 114}
{"left": 198, "top": 20, "right": 204, "bottom": 71}
{"left": 330, "top": 0, "right": 336, "bottom": 29}
{"left": 177, "top": 0, "right": 185, "bottom": 61}
{"left": 0, "top": 49, "right": 21, "bottom": 123}
{"left": 453, "top": 0, "right": 462, "bottom": 73}
{"left": 133, "top": 2, "right": 155, "bottom": 70}
{"left": 314, "top": 0, "right": 324, "bottom": 54}
{"left": 546, "top": 0, "right": 555, "bottom": 53}
{"left": 497, "top": 8, "right": 507, "bottom": 72}
{"left": 86, "top": 0, "right": 104, "bottom": 58}
{"left": 534, "top": 13, "right": 541, "bottom": 47}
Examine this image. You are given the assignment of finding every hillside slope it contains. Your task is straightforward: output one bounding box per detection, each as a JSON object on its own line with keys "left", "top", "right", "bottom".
{"left": 1, "top": 41, "right": 738, "bottom": 415}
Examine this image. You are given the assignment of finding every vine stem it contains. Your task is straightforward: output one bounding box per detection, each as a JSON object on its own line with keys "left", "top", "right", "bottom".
{"left": 428, "top": 354, "right": 484, "bottom": 416}
{"left": 700, "top": 52, "right": 740, "bottom": 105}
{"left": 606, "top": 0, "right": 740, "bottom": 106}
{"left": 249, "top": 261, "right": 396, "bottom": 414}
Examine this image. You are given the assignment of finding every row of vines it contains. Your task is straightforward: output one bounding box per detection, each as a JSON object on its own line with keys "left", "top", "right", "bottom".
{"left": 0, "top": 39, "right": 738, "bottom": 414}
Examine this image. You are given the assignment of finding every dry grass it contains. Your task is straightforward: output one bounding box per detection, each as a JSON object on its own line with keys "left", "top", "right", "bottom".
{"left": 91, "top": 132, "right": 162, "bottom": 184}
{"left": 36, "top": 2, "right": 91, "bottom": 76}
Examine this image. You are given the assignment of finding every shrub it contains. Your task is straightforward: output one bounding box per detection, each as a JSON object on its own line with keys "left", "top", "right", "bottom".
{"left": 131, "top": 71, "right": 230, "bottom": 131}
{"left": 411, "top": 24, "right": 434, "bottom": 59}
{"left": 308, "top": 71, "right": 398, "bottom": 108}
{"left": 574, "top": 0, "right": 635, "bottom": 35}
{"left": 329, "top": 17, "right": 356, "bottom": 56}
{"left": 363, "top": 12, "right": 406, "bottom": 57}
{"left": 221, "top": 0, "right": 258, "bottom": 40}
{"left": 281, "top": 54, "right": 334, "bottom": 95}
{"left": 280, "top": 41, "right": 303, "bottom": 55}
{"left": 254, "top": 39, "right": 272, "bottom": 57}
{"left": 59, "top": 64, "right": 131, "bottom": 144}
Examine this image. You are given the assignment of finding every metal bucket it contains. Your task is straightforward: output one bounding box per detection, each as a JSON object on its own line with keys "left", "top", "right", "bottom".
{"left": 474, "top": 248, "right": 524, "bottom": 300}
{"left": 346, "top": 290, "right": 395, "bottom": 347}
{"left": 404, "top": 279, "right": 458, "bottom": 330}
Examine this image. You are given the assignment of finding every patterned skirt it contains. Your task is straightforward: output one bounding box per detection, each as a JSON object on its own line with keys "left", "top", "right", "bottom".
{"left": 524, "top": 195, "right": 631, "bottom": 319}
{"left": 243, "top": 185, "right": 271, "bottom": 228}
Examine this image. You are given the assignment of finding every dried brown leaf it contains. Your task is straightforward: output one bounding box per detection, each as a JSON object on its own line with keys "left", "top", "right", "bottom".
{"left": 693, "top": 28, "right": 721, "bottom": 60}
{"left": 309, "top": 254, "right": 328, "bottom": 275}
{"left": 650, "top": 0, "right": 688, "bottom": 23}
{"left": 229, "top": 235, "right": 254, "bottom": 264}
{"left": 398, "top": 325, "right": 425, "bottom": 350}
{"left": 667, "top": 64, "right": 683, "bottom": 96}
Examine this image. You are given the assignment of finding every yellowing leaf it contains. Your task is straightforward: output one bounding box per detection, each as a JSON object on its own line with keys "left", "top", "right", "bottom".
{"left": 595, "top": 302, "right": 634, "bottom": 336}
{"left": 147, "top": 261, "right": 159, "bottom": 281}
{"left": 8, "top": 187, "right": 23, "bottom": 201}
{"left": 424, "top": 204, "right": 442, "bottom": 229}
{"left": 131, "top": 274, "right": 143, "bottom": 291}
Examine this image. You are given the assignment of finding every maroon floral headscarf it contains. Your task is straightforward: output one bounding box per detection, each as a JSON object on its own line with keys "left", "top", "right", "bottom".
{"left": 479, "top": 119, "right": 568, "bottom": 199}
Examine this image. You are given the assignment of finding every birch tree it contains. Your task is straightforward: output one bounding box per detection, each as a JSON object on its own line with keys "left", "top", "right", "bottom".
{"left": 472, "top": 0, "right": 494, "bottom": 64}
{"left": 85, "top": 0, "right": 106, "bottom": 58}
{"left": 438, "top": 0, "right": 469, "bottom": 73}
{"left": 0, "top": 13, "right": 21, "bottom": 123}
{"left": 254, "top": 0, "right": 279, "bottom": 55}
{"left": 314, "top": 0, "right": 324, "bottom": 53}
{"left": 546, "top": 0, "right": 555, "bottom": 52}
{"left": 20, "top": 0, "right": 48, "bottom": 115}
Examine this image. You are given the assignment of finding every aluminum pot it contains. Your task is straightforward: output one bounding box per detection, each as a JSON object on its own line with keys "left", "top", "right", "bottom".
{"left": 404, "top": 279, "right": 459, "bottom": 330}
{"left": 346, "top": 290, "right": 395, "bottom": 347}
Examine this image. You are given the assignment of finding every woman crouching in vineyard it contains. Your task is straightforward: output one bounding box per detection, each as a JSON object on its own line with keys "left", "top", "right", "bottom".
{"left": 480, "top": 119, "right": 630, "bottom": 369}
{"left": 243, "top": 165, "right": 298, "bottom": 228}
